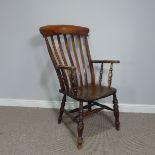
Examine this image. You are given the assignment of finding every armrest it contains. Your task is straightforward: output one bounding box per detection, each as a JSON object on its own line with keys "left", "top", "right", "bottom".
{"left": 57, "top": 65, "right": 76, "bottom": 71}
{"left": 56, "top": 65, "right": 77, "bottom": 94}
{"left": 91, "top": 59, "right": 120, "bottom": 88}
{"left": 91, "top": 60, "right": 120, "bottom": 64}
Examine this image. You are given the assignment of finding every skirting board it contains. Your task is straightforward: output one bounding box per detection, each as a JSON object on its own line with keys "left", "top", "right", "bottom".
{"left": 0, "top": 98, "right": 155, "bottom": 113}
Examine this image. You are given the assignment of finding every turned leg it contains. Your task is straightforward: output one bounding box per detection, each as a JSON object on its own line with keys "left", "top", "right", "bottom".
{"left": 77, "top": 101, "right": 84, "bottom": 149}
{"left": 88, "top": 101, "right": 92, "bottom": 111}
{"left": 58, "top": 94, "right": 66, "bottom": 124}
{"left": 113, "top": 93, "right": 120, "bottom": 130}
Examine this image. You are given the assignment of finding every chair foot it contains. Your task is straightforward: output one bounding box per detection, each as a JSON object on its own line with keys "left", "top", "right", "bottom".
{"left": 77, "top": 101, "right": 84, "bottom": 148}
{"left": 77, "top": 137, "right": 83, "bottom": 149}
{"left": 115, "top": 122, "right": 120, "bottom": 131}
{"left": 77, "top": 144, "right": 82, "bottom": 149}
{"left": 113, "top": 93, "right": 120, "bottom": 130}
{"left": 58, "top": 117, "right": 62, "bottom": 124}
{"left": 58, "top": 95, "right": 66, "bottom": 124}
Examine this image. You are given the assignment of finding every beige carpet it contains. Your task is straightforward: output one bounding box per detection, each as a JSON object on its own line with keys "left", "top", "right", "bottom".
{"left": 0, "top": 106, "right": 155, "bottom": 155}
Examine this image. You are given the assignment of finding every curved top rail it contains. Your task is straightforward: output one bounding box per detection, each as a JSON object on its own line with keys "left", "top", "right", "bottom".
{"left": 40, "top": 25, "right": 89, "bottom": 37}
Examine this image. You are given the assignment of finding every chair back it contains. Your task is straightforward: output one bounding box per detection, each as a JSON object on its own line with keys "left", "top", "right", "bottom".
{"left": 40, "top": 25, "right": 95, "bottom": 91}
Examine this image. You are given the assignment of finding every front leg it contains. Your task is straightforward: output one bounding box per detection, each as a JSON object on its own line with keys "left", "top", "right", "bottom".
{"left": 77, "top": 101, "right": 84, "bottom": 149}
{"left": 58, "top": 94, "right": 66, "bottom": 124}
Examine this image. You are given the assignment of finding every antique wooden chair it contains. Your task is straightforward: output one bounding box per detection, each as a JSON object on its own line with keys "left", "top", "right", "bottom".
{"left": 39, "top": 25, "right": 120, "bottom": 148}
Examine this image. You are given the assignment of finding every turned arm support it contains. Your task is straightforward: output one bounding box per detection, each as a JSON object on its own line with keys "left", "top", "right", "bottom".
{"left": 91, "top": 60, "right": 120, "bottom": 87}
{"left": 56, "top": 65, "right": 77, "bottom": 94}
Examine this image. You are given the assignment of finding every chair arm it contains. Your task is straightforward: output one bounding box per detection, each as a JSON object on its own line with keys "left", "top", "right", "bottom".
{"left": 57, "top": 65, "right": 76, "bottom": 71}
{"left": 91, "top": 60, "right": 120, "bottom": 87}
{"left": 56, "top": 65, "right": 77, "bottom": 94}
{"left": 91, "top": 60, "right": 120, "bottom": 64}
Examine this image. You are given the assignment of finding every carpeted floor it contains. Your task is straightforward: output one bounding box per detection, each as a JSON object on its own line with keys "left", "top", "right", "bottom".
{"left": 0, "top": 106, "right": 155, "bottom": 155}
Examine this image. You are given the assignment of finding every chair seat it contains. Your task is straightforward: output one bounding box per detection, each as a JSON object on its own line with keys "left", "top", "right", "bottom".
{"left": 60, "top": 85, "right": 116, "bottom": 102}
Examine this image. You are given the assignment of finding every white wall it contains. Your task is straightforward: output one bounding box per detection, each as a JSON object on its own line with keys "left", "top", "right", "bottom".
{"left": 0, "top": 0, "right": 155, "bottom": 105}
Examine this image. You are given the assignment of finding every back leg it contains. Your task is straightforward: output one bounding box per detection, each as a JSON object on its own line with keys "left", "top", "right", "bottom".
{"left": 113, "top": 93, "right": 120, "bottom": 130}
{"left": 88, "top": 101, "right": 92, "bottom": 111}
{"left": 58, "top": 94, "right": 66, "bottom": 124}
{"left": 77, "top": 101, "right": 84, "bottom": 149}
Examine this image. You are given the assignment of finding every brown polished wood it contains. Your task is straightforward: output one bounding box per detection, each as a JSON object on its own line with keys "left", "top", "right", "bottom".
{"left": 39, "top": 25, "right": 120, "bottom": 148}
{"left": 108, "top": 63, "right": 113, "bottom": 88}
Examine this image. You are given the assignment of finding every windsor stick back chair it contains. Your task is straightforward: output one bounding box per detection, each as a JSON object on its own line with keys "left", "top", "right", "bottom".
{"left": 39, "top": 25, "right": 120, "bottom": 148}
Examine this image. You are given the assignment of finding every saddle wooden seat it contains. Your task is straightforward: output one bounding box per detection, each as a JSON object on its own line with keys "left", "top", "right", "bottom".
{"left": 60, "top": 85, "right": 116, "bottom": 102}
{"left": 39, "top": 25, "right": 120, "bottom": 149}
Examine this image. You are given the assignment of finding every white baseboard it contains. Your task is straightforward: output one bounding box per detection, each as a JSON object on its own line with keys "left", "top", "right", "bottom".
{"left": 0, "top": 98, "right": 155, "bottom": 113}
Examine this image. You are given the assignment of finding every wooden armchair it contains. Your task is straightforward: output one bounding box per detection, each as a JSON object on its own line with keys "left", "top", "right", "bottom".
{"left": 39, "top": 25, "right": 120, "bottom": 148}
